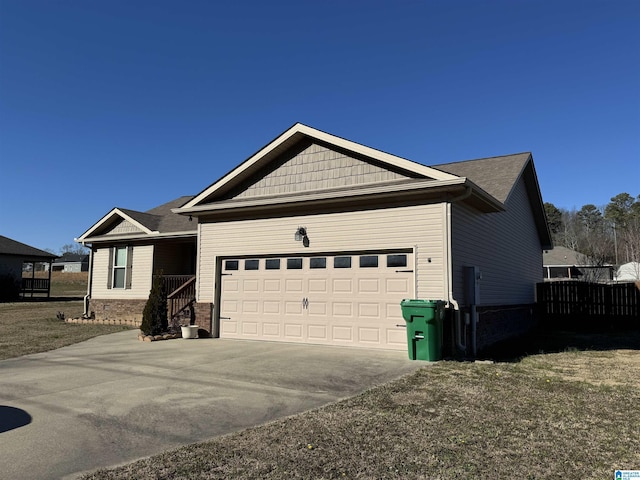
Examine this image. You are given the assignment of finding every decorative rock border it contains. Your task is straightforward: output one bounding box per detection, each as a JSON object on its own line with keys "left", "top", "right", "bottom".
{"left": 66, "top": 317, "right": 140, "bottom": 327}
{"left": 137, "top": 333, "right": 182, "bottom": 342}
{"left": 66, "top": 317, "right": 183, "bottom": 342}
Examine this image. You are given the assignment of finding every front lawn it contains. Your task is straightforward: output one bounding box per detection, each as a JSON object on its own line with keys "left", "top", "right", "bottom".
{"left": 0, "top": 300, "right": 132, "bottom": 360}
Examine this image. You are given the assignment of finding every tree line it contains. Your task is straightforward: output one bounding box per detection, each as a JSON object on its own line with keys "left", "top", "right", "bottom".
{"left": 544, "top": 193, "right": 640, "bottom": 277}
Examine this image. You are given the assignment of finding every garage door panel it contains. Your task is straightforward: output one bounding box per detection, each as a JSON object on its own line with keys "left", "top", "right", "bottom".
{"left": 332, "top": 325, "right": 353, "bottom": 341}
{"left": 242, "top": 300, "right": 259, "bottom": 314}
{"left": 285, "top": 278, "right": 303, "bottom": 292}
{"left": 332, "top": 278, "right": 353, "bottom": 293}
{"left": 263, "top": 301, "right": 280, "bottom": 314}
{"left": 386, "top": 277, "right": 411, "bottom": 293}
{"left": 220, "top": 252, "right": 414, "bottom": 350}
{"left": 308, "top": 302, "right": 327, "bottom": 315}
{"left": 358, "top": 302, "right": 380, "bottom": 318}
{"left": 358, "top": 327, "right": 380, "bottom": 344}
{"left": 243, "top": 279, "right": 259, "bottom": 292}
{"left": 262, "top": 322, "right": 280, "bottom": 337}
{"left": 386, "top": 328, "right": 407, "bottom": 347}
{"left": 264, "top": 279, "right": 282, "bottom": 292}
{"left": 284, "top": 323, "right": 303, "bottom": 339}
{"left": 308, "top": 278, "right": 328, "bottom": 293}
{"left": 358, "top": 278, "right": 380, "bottom": 294}
{"left": 332, "top": 302, "right": 352, "bottom": 317}
{"left": 308, "top": 324, "right": 328, "bottom": 341}
{"left": 242, "top": 322, "right": 259, "bottom": 335}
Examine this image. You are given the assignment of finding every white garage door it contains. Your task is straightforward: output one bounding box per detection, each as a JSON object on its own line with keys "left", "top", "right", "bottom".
{"left": 219, "top": 251, "right": 414, "bottom": 350}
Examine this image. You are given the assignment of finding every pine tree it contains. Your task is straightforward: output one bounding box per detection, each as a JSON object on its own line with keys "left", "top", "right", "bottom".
{"left": 140, "top": 273, "right": 168, "bottom": 335}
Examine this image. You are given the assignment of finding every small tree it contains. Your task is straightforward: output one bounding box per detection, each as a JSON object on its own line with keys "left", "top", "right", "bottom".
{"left": 140, "top": 273, "right": 168, "bottom": 335}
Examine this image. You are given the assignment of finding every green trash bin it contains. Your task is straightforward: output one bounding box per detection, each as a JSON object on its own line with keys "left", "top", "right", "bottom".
{"left": 400, "top": 299, "right": 446, "bottom": 361}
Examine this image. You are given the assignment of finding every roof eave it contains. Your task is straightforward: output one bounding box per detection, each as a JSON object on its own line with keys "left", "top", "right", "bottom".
{"left": 76, "top": 230, "right": 197, "bottom": 245}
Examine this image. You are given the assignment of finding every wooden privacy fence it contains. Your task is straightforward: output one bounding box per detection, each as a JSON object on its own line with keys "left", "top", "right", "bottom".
{"left": 536, "top": 281, "right": 640, "bottom": 328}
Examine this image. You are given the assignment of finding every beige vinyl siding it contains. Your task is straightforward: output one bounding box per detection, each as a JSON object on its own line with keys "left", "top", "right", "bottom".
{"left": 91, "top": 244, "right": 154, "bottom": 299}
{"left": 451, "top": 177, "right": 543, "bottom": 306}
{"left": 198, "top": 204, "right": 447, "bottom": 303}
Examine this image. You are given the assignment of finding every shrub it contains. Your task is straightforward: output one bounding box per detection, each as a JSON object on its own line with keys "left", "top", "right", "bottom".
{"left": 140, "top": 274, "right": 168, "bottom": 335}
{"left": 0, "top": 274, "right": 20, "bottom": 302}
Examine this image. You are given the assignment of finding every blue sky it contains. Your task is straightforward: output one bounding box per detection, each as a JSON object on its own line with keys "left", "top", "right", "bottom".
{"left": 1, "top": 0, "right": 638, "bottom": 252}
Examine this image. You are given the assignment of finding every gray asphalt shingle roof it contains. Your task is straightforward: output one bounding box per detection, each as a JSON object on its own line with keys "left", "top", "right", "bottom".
{"left": 0, "top": 235, "right": 57, "bottom": 259}
{"left": 118, "top": 196, "right": 195, "bottom": 234}
{"left": 432, "top": 153, "right": 531, "bottom": 204}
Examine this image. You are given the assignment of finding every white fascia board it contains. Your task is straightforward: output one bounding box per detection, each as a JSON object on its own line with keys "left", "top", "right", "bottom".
{"left": 77, "top": 230, "right": 197, "bottom": 245}
{"left": 77, "top": 208, "right": 157, "bottom": 241}
{"left": 181, "top": 123, "right": 458, "bottom": 210}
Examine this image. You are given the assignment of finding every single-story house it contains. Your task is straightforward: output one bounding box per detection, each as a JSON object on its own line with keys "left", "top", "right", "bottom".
{"left": 0, "top": 235, "right": 57, "bottom": 300}
{"left": 543, "top": 246, "right": 614, "bottom": 282}
{"left": 78, "top": 123, "right": 552, "bottom": 354}
{"left": 52, "top": 253, "right": 90, "bottom": 272}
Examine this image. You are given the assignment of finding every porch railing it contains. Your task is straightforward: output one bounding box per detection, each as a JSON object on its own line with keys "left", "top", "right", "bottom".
{"left": 166, "top": 276, "right": 196, "bottom": 331}
{"left": 21, "top": 277, "right": 51, "bottom": 297}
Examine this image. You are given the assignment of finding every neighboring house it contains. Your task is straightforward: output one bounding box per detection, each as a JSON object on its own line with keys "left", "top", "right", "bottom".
{"left": 52, "top": 253, "right": 90, "bottom": 272}
{"left": 543, "top": 246, "right": 614, "bottom": 282}
{"left": 0, "top": 235, "right": 57, "bottom": 299}
{"left": 78, "top": 123, "right": 552, "bottom": 354}
{"left": 615, "top": 262, "right": 640, "bottom": 282}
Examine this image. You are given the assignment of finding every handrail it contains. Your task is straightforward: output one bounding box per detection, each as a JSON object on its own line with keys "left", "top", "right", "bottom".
{"left": 167, "top": 276, "right": 196, "bottom": 299}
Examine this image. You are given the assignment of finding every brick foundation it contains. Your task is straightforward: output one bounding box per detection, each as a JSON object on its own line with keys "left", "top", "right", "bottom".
{"left": 89, "top": 299, "right": 147, "bottom": 327}
{"left": 193, "top": 302, "right": 213, "bottom": 337}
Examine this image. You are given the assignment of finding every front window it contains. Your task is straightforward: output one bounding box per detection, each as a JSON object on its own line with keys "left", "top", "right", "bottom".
{"left": 113, "top": 246, "right": 127, "bottom": 288}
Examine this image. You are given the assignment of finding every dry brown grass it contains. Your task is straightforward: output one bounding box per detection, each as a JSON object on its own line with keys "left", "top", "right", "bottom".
{"left": 0, "top": 300, "right": 131, "bottom": 360}
{"left": 82, "top": 334, "right": 640, "bottom": 480}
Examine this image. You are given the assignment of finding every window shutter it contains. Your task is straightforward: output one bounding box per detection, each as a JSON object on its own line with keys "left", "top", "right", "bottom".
{"left": 107, "top": 247, "right": 113, "bottom": 289}
{"left": 125, "top": 246, "right": 134, "bottom": 289}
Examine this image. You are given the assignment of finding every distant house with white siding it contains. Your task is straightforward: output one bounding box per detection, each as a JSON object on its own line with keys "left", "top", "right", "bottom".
{"left": 52, "top": 253, "right": 90, "bottom": 272}
{"left": 77, "top": 123, "right": 552, "bottom": 355}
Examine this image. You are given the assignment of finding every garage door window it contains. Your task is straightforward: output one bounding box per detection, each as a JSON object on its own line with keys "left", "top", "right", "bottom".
{"left": 334, "top": 256, "right": 352, "bottom": 268}
{"left": 310, "top": 257, "right": 326, "bottom": 269}
{"left": 387, "top": 254, "right": 407, "bottom": 267}
{"left": 225, "top": 260, "right": 239, "bottom": 271}
{"left": 245, "top": 259, "right": 259, "bottom": 270}
{"left": 266, "top": 258, "right": 281, "bottom": 270}
{"left": 287, "top": 258, "right": 303, "bottom": 269}
{"left": 359, "top": 255, "right": 378, "bottom": 268}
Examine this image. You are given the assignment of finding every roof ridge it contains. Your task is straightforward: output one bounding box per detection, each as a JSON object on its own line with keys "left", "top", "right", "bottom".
{"left": 432, "top": 152, "right": 531, "bottom": 167}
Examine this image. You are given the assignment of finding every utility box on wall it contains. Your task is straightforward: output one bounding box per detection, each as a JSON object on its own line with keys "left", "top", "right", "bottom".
{"left": 464, "top": 266, "right": 481, "bottom": 306}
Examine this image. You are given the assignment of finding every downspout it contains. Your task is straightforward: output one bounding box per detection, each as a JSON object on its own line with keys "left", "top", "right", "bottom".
{"left": 81, "top": 241, "right": 93, "bottom": 318}
{"left": 445, "top": 185, "right": 473, "bottom": 355}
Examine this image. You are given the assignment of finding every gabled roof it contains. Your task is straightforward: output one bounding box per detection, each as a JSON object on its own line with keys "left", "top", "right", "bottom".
{"left": 543, "top": 246, "right": 582, "bottom": 266}
{"left": 53, "top": 253, "right": 89, "bottom": 263}
{"left": 0, "top": 235, "right": 56, "bottom": 259}
{"left": 433, "top": 153, "right": 531, "bottom": 204}
{"left": 181, "top": 123, "right": 459, "bottom": 209}
{"left": 435, "top": 152, "right": 552, "bottom": 249}
{"left": 77, "top": 196, "right": 196, "bottom": 243}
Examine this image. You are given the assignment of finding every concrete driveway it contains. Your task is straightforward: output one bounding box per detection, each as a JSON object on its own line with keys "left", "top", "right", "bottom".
{"left": 0, "top": 331, "right": 423, "bottom": 480}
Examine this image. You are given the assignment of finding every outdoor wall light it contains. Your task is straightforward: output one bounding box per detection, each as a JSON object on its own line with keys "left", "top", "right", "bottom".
{"left": 294, "top": 227, "right": 307, "bottom": 241}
